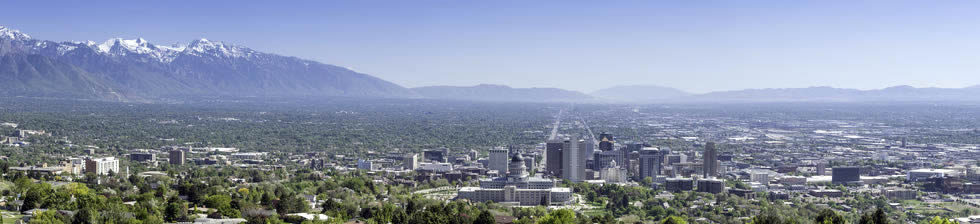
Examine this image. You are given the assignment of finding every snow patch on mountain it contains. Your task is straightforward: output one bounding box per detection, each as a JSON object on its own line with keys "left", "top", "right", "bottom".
{"left": 186, "top": 38, "right": 254, "bottom": 58}
{"left": 0, "top": 25, "right": 32, "bottom": 40}
{"left": 86, "top": 37, "right": 255, "bottom": 62}
{"left": 2, "top": 25, "right": 259, "bottom": 63}
{"left": 57, "top": 44, "right": 78, "bottom": 55}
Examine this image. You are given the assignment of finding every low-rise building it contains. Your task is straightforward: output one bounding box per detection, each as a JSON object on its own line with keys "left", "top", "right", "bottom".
{"left": 10, "top": 166, "right": 65, "bottom": 176}
{"left": 419, "top": 162, "right": 453, "bottom": 173}
{"left": 697, "top": 179, "right": 725, "bottom": 194}
{"left": 884, "top": 187, "right": 917, "bottom": 200}
{"left": 130, "top": 152, "right": 156, "bottom": 162}
{"left": 809, "top": 189, "right": 844, "bottom": 198}
{"left": 908, "top": 169, "right": 957, "bottom": 182}
{"left": 665, "top": 178, "right": 694, "bottom": 192}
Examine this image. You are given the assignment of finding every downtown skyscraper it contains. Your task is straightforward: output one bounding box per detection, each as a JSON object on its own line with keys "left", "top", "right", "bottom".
{"left": 562, "top": 138, "right": 587, "bottom": 182}
{"left": 703, "top": 142, "right": 718, "bottom": 178}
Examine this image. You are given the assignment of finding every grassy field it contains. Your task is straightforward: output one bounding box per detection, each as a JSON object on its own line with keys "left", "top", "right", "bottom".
{"left": 902, "top": 200, "right": 980, "bottom": 217}
{"left": 1, "top": 210, "right": 22, "bottom": 224}
{"left": 935, "top": 202, "right": 979, "bottom": 216}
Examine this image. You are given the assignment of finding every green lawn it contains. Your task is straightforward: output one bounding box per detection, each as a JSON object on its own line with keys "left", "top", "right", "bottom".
{"left": 1, "top": 210, "right": 22, "bottom": 224}
{"left": 903, "top": 200, "right": 980, "bottom": 217}
{"left": 581, "top": 208, "right": 610, "bottom": 217}
{"left": 936, "top": 202, "right": 979, "bottom": 216}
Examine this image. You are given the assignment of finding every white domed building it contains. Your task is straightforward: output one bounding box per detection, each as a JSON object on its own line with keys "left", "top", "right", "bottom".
{"left": 456, "top": 152, "right": 573, "bottom": 206}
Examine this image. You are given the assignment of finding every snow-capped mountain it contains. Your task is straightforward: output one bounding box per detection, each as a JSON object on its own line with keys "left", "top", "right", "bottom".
{"left": 0, "top": 26, "right": 31, "bottom": 40}
{"left": 0, "top": 25, "right": 416, "bottom": 101}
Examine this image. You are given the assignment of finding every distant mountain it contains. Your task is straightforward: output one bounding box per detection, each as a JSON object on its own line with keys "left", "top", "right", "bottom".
{"left": 0, "top": 25, "right": 415, "bottom": 101}
{"left": 590, "top": 85, "right": 690, "bottom": 102}
{"left": 688, "top": 86, "right": 980, "bottom": 103}
{"left": 412, "top": 84, "right": 594, "bottom": 102}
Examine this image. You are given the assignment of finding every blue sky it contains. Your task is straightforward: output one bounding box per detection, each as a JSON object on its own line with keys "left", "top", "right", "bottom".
{"left": 3, "top": 0, "right": 980, "bottom": 93}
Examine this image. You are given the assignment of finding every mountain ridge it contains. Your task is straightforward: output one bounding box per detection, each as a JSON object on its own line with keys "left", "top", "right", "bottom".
{"left": 0, "top": 25, "right": 417, "bottom": 102}
{"left": 3, "top": 25, "right": 979, "bottom": 104}
{"left": 686, "top": 85, "right": 980, "bottom": 103}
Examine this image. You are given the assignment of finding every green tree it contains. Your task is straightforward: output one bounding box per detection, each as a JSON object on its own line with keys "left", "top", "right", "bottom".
{"left": 22, "top": 187, "right": 45, "bottom": 212}
{"left": 475, "top": 210, "right": 496, "bottom": 224}
{"left": 873, "top": 208, "right": 888, "bottom": 224}
{"left": 750, "top": 211, "right": 795, "bottom": 224}
{"left": 661, "top": 216, "right": 687, "bottom": 224}
{"left": 642, "top": 177, "right": 654, "bottom": 187}
{"left": 274, "top": 195, "right": 310, "bottom": 215}
{"left": 408, "top": 210, "right": 448, "bottom": 224}
{"left": 204, "top": 194, "right": 239, "bottom": 218}
{"left": 164, "top": 199, "right": 188, "bottom": 222}
{"left": 927, "top": 217, "right": 954, "bottom": 224}
{"left": 143, "top": 215, "right": 165, "bottom": 224}
{"left": 860, "top": 209, "right": 888, "bottom": 224}
{"left": 815, "top": 209, "right": 845, "bottom": 224}
{"left": 30, "top": 210, "right": 65, "bottom": 224}
{"left": 71, "top": 208, "right": 99, "bottom": 224}
{"left": 537, "top": 209, "right": 575, "bottom": 224}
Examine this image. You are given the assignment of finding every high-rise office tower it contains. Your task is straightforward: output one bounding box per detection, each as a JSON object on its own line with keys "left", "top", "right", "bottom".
{"left": 169, "top": 150, "right": 185, "bottom": 165}
{"left": 489, "top": 147, "right": 510, "bottom": 175}
{"left": 598, "top": 132, "right": 614, "bottom": 151}
{"left": 403, "top": 153, "right": 419, "bottom": 170}
{"left": 703, "top": 142, "right": 718, "bottom": 178}
{"left": 816, "top": 162, "right": 827, "bottom": 176}
{"left": 585, "top": 138, "right": 596, "bottom": 159}
{"left": 546, "top": 140, "right": 564, "bottom": 176}
{"left": 562, "top": 138, "right": 587, "bottom": 182}
{"left": 638, "top": 147, "right": 662, "bottom": 179}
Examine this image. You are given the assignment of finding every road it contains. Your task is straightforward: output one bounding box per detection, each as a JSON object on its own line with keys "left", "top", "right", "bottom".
{"left": 542, "top": 109, "right": 563, "bottom": 169}
{"left": 549, "top": 109, "right": 563, "bottom": 141}
{"left": 580, "top": 116, "right": 596, "bottom": 142}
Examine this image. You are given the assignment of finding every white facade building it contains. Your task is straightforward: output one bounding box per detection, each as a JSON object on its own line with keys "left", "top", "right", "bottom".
{"left": 85, "top": 157, "right": 119, "bottom": 175}
{"left": 600, "top": 160, "right": 628, "bottom": 183}
{"left": 907, "top": 169, "right": 957, "bottom": 182}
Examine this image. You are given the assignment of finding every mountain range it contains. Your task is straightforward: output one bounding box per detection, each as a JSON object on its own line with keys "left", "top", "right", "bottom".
{"left": 2, "top": 25, "right": 979, "bottom": 104}
{"left": 0, "top": 25, "right": 415, "bottom": 102}
{"left": 591, "top": 85, "right": 691, "bottom": 103}
{"left": 412, "top": 84, "right": 594, "bottom": 102}
{"left": 685, "top": 85, "right": 980, "bottom": 103}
